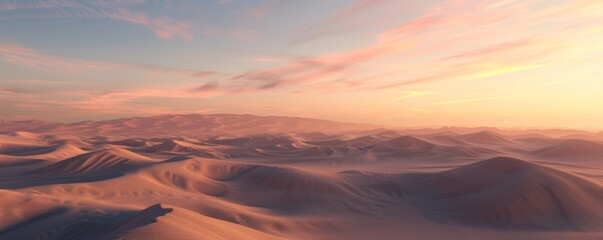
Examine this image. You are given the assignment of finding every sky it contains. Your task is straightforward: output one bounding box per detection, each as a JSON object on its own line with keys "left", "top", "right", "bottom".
{"left": 1, "top": 0, "right": 602, "bottom": 130}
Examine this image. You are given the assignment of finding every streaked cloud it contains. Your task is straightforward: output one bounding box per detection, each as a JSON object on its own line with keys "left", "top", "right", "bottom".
{"left": 0, "top": 83, "right": 226, "bottom": 117}
{"left": 391, "top": 91, "right": 436, "bottom": 101}
{"left": 0, "top": 0, "right": 238, "bottom": 41}
{"left": 432, "top": 96, "right": 508, "bottom": 106}
{"left": 238, "top": 0, "right": 602, "bottom": 93}
{"left": 0, "top": 42, "right": 214, "bottom": 77}
{"left": 1, "top": 0, "right": 603, "bottom": 129}
{"left": 110, "top": 8, "right": 195, "bottom": 41}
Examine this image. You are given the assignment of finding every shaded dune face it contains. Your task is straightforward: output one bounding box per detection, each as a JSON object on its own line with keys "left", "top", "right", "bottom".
{"left": 208, "top": 135, "right": 302, "bottom": 149}
{"left": 142, "top": 139, "right": 208, "bottom": 153}
{"left": 0, "top": 144, "right": 51, "bottom": 156}
{"left": 535, "top": 139, "right": 603, "bottom": 158}
{"left": 367, "top": 135, "right": 498, "bottom": 159}
{"left": 0, "top": 202, "right": 173, "bottom": 240}
{"left": 408, "top": 157, "right": 603, "bottom": 230}
{"left": 206, "top": 135, "right": 358, "bottom": 159}
{"left": 374, "top": 136, "right": 436, "bottom": 151}
{"left": 426, "top": 134, "right": 468, "bottom": 146}
{"left": 106, "top": 139, "right": 149, "bottom": 148}
{"left": 151, "top": 170, "right": 227, "bottom": 197}
{"left": 146, "top": 158, "right": 408, "bottom": 215}
{"left": 460, "top": 131, "right": 513, "bottom": 144}
{"left": 29, "top": 148, "right": 153, "bottom": 176}
{"left": 368, "top": 136, "right": 440, "bottom": 159}
{"left": 0, "top": 143, "right": 86, "bottom": 160}
{"left": 189, "top": 160, "right": 386, "bottom": 211}
{"left": 52, "top": 204, "right": 173, "bottom": 240}
{"left": 3, "top": 119, "right": 603, "bottom": 240}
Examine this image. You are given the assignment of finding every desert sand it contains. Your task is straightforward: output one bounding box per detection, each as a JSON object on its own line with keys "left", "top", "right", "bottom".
{"left": 1, "top": 114, "right": 603, "bottom": 239}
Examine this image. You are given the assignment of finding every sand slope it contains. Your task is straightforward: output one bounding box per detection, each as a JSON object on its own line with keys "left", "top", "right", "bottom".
{"left": 2, "top": 115, "right": 603, "bottom": 239}
{"left": 409, "top": 157, "right": 603, "bottom": 230}
{"left": 535, "top": 139, "right": 603, "bottom": 158}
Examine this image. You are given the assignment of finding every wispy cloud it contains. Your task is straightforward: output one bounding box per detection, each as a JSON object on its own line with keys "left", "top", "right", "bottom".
{"left": 0, "top": 83, "right": 226, "bottom": 117}
{"left": 0, "top": 87, "right": 24, "bottom": 94}
{"left": 110, "top": 8, "right": 195, "bottom": 41}
{"left": 244, "top": 0, "right": 281, "bottom": 19}
{"left": 2, "top": 0, "right": 603, "bottom": 126}
{"left": 391, "top": 91, "right": 437, "bottom": 101}
{"left": 432, "top": 96, "right": 507, "bottom": 106}
{"left": 0, "top": 79, "right": 86, "bottom": 86}
{"left": 235, "top": 0, "right": 602, "bottom": 93}
{"left": 0, "top": 42, "right": 214, "bottom": 77}
{"left": 0, "top": 0, "right": 207, "bottom": 41}
{"left": 230, "top": 42, "right": 402, "bottom": 91}
{"left": 293, "top": 0, "right": 416, "bottom": 44}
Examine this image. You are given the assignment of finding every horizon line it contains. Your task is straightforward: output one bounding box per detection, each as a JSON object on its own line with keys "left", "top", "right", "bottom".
{"left": 2, "top": 112, "right": 602, "bottom": 133}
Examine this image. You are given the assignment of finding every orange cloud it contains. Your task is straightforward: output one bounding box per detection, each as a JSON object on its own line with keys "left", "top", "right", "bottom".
{"left": 0, "top": 84, "right": 226, "bottom": 117}
{"left": 432, "top": 96, "right": 508, "bottom": 106}
{"left": 244, "top": 0, "right": 599, "bottom": 92}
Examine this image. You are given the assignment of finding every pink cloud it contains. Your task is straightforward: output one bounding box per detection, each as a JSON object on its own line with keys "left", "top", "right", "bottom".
{"left": 234, "top": 0, "right": 599, "bottom": 92}
{"left": 244, "top": 0, "right": 283, "bottom": 19}
{"left": 3, "top": 0, "right": 602, "bottom": 119}
{"left": 0, "top": 43, "right": 109, "bottom": 71}
{"left": 112, "top": 9, "right": 195, "bottom": 41}
{"left": 0, "top": 87, "right": 23, "bottom": 94}
{"left": 230, "top": 40, "right": 400, "bottom": 91}
{"left": 292, "top": 0, "right": 415, "bottom": 44}
{"left": 1, "top": 84, "right": 227, "bottom": 117}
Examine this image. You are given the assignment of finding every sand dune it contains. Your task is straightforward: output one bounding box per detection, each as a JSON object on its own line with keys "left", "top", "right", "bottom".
{"left": 107, "top": 138, "right": 151, "bottom": 148}
{"left": 0, "top": 114, "right": 381, "bottom": 137}
{"left": 208, "top": 134, "right": 311, "bottom": 151}
{"left": 426, "top": 134, "right": 467, "bottom": 146}
{"left": 2, "top": 115, "right": 603, "bottom": 239}
{"left": 535, "top": 139, "right": 603, "bottom": 158}
{"left": 409, "top": 157, "right": 603, "bottom": 230}
{"left": 460, "top": 130, "right": 513, "bottom": 144}
{"left": 2, "top": 143, "right": 86, "bottom": 161}
{"left": 373, "top": 136, "right": 436, "bottom": 151}
{"left": 143, "top": 139, "right": 211, "bottom": 153}
{"left": 118, "top": 205, "right": 281, "bottom": 240}
{"left": 32, "top": 148, "right": 153, "bottom": 175}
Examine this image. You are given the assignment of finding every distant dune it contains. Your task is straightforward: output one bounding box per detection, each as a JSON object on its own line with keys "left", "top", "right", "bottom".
{"left": 0, "top": 114, "right": 382, "bottom": 137}
{"left": 1, "top": 115, "right": 603, "bottom": 239}
{"left": 535, "top": 139, "right": 603, "bottom": 158}
{"left": 460, "top": 130, "right": 513, "bottom": 144}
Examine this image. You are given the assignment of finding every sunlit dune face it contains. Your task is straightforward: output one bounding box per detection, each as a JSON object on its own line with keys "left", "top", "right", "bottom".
{"left": 0, "top": 0, "right": 602, "bottom": 130}
{"left": 3, "top": 118, "right": 603, "bottom": 239}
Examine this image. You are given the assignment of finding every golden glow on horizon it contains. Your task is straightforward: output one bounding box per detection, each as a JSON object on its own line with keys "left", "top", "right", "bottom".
{"left": 0, "top": 0, "right": 602, "bottom": 130}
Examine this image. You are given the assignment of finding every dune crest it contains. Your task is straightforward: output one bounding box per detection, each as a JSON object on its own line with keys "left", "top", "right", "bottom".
{"left": 30, "top": 148, "right": 154, "bottom": 176}
{"left": 410, "top": 157, "right": 603, "bottom": 230}
{"left": 2, "top": 116, "right": 603, "bottom": 239}
{"left": 536, "top": 139, "right": 603, "bottom": 158}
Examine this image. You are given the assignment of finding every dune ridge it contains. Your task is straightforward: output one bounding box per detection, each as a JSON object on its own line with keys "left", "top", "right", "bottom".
{"left": 2, "top": 115, "right": 603, "bottom": 239}
{"left": 409, "top": 157, "right": 603, "bottom": 230}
